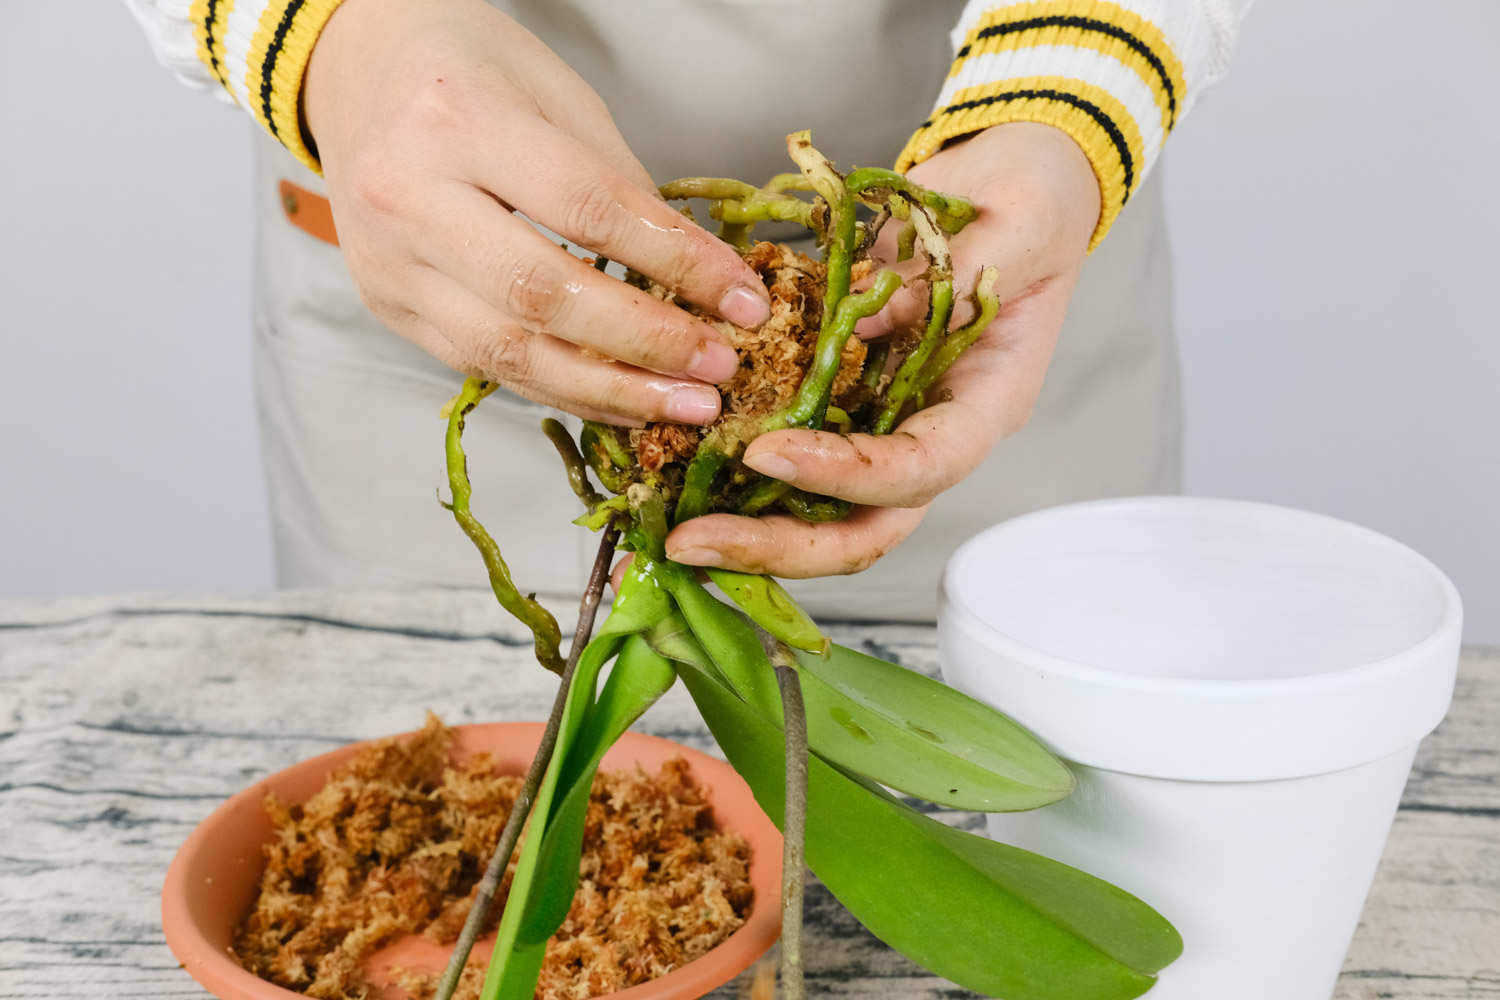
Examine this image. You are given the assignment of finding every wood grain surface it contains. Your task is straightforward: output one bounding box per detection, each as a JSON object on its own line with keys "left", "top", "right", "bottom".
{"left": 2, "top": 590, "right": 1496, "bottom": 998}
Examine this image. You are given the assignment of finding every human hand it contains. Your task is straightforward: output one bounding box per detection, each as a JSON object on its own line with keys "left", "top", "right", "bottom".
{"left": 302, "top": 0, "right": 771, "bottom": 425}
{"left": 664, "top": 123, "right": 1101, "bottom": 576}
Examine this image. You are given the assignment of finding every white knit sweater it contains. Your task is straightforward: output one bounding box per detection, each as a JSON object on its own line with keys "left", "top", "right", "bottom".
{"left": 122, "top": 0, "right": 1246, "bottom": 245}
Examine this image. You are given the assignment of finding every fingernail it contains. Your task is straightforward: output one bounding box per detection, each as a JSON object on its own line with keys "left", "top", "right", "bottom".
{"left": 718, "top": 284, "right": 771, "bottom": 328}
{"left": 743, "top": 450, "right": 797, "bottom": 483}
{"left": 666, "top": 387, "right": 721, "bottom": 425}
{"left": 686, "top": 338, "right": 739, "bottom": 383}
{"left": 669, "top": 546, "right": 723, "bottom": 567}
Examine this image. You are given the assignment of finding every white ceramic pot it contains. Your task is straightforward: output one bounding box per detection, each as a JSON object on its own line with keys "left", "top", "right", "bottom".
{"left": 938, "top": 497, "right": 1462, "bottom": 999}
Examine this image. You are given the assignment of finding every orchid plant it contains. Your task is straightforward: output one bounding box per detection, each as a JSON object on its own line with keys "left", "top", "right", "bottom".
{"left": 432, "top": 133, "right": 1181, "bottom": 1000}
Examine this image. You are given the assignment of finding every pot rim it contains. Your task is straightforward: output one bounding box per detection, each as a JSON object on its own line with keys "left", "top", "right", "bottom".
{"left": 939, "top": 496, "right": 1464, "bottom": 780}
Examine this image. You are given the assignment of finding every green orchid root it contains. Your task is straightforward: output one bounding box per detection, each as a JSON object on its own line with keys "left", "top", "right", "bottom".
{"left": 874, "top": 200, "right": 955, "bottom": 435}
{"left": 912, "top": 264, "right": 1003, "bottom": 399}
{"left": 443, "top": 378, "right": 564, "bottom": 673}
{"left": 647, "top": 131, "right": 993, "bottom": 524}
{"left": 541, "top": 417, "right": 605, "bottom": 513}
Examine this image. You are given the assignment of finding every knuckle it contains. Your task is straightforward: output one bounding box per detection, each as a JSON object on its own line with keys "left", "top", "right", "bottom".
{"left": 347, "top": 153, "right": 406, "bottom": 217}
{"left": 559, "top": 180, "right": 628, "bottom": 251}
{"left": 406, "top": 73, "right": 469, "bottom": 137}
{"left": 636, "top": 313, "right": 698, "bottom": 372}
{"left": 590, "top": 369, "right": 644, "bottom": 420}
{"left": 663, "top": 231, "right": 732, "bottom": 295}
{"left": 497, "top": 253, "right": 567, "bottom": 329}
{"left": 888, "top": 432, "right": 946, "bottom": 505}
{"left": 723, "top": 523, "right": 780, "bottom": 576}
{"left": 468, "top": 327, "right": 535, "bottom": 384}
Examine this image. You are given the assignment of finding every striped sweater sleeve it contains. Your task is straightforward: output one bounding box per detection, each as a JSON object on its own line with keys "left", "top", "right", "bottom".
{"left": 122, "top": 0, "right": 346, "bottom": 174}
{"left": 898, "top": 0, "right": 1246, "bottom": 249}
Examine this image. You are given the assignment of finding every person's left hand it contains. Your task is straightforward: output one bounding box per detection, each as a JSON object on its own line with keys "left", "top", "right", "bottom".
{"left": 663, "top": 122, "right": 1102, "bottom": 576}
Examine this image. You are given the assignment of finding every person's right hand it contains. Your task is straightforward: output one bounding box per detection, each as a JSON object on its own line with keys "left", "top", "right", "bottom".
{"left": 302, "top": 0, "right": 770, "bottom": 425}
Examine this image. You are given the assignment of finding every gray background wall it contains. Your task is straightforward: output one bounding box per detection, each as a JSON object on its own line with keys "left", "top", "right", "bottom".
{"left": 3, "top": 1, "right": 1497, "bottom": 641}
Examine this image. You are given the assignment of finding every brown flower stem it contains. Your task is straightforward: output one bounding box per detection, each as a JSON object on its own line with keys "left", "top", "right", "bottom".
{"left": 762, "top": 633, "right": 808, "bottom": 1000}
{"left": 432, "top": 524, "right": 620, "bottom": 1000}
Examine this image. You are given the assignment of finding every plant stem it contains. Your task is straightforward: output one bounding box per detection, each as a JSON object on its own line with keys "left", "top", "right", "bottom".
{"left": 895, "top": 222, "right": 917, "bottom": 262}
{"left": 432, "top": 525, "right": 620, "bottom": 1000}
{"left": 764, "top": 635, "right": 808, "bottom": 1000}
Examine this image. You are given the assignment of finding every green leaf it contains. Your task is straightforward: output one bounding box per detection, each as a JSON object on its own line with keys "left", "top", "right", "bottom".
{"left": 675, "top": 655, "right": 1180, "bottom": 1000}
{"left": 919, "top": 812, "right": 1183, "bottom": 976}
{"left": 650, "top": 578, "right": 1072, "bottom": 811}
{"left": 643, "top": 615, "right": 731, "bottom": 688}
{"left": 704, "top": 568, "right": 827, "bottom": 653}
{"left": 517, "top": 634, "right": 677, "bottom": 945}
{"left": 486, "top": 941, "right": 546, "bottom": 1000}
{"left": 479, "top": 629, "right": 621, "bottom": 1000}
{"left": 793, "top": 643, "right": 1075, "bottom": 811}
{"left": 657, "top": 565, "right": 782, "bottom": 717}
{"left": 479, "top": 562, "right": 672, "bottom": 1000}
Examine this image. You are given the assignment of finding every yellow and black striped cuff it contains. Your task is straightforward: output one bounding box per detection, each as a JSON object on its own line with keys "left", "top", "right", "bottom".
{"left": 898, "top": 1, "right": 1189, "bottom": 250}
{"left": 189, "top": 0, "right": 347, "bottom": 175}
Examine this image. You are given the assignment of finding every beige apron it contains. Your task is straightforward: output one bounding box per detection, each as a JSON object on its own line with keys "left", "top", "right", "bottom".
{"left": 250, "top": 0, "right": 1179, "bottom": 621}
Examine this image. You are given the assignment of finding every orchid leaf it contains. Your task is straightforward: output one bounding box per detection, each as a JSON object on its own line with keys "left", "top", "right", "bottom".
{"left": 480, "top": 562, "right": 671, "bottom": 1000}
{"left": 704, "top": 568, "right": 827, "bottom": 653}
{"left": 480, "top": 628, "right": 620, "bottom": 1000}
{"left": 517, "top": 634, "right": 677, "bottom": 945}
{"left": 643, "top": 614, "right": 730, "bottom": 688}
{"left": 653, "top": 577, "right": 1074, "bottom": 811}
{"left": 656, "top": 564, "right": 782, "bottom": 717}
{"left": 793, "top": 643, "right": 1075, "bottom": 811}
{"left": 676, "top": 661, "right": 1181, "bottom": 1000}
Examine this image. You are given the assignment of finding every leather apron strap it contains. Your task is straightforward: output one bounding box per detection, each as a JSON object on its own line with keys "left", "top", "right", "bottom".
{"left": 278, "top": 180, "right": 339, "bottom": 247}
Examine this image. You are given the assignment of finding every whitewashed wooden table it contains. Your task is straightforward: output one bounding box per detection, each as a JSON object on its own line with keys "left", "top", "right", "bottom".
{"left": 1, "top": 589, "right": 1496, "bottom": 999}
